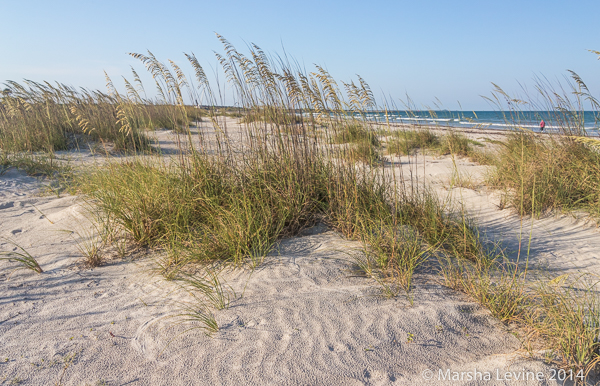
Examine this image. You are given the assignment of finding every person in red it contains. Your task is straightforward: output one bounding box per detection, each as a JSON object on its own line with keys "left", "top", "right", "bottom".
{"left": 540, "top": 119, "right": 545, "bottom": 131}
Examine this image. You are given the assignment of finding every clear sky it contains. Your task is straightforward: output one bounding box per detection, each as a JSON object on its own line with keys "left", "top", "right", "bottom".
{"left": 1, "top": 0, "right": 598, "bottom": 110}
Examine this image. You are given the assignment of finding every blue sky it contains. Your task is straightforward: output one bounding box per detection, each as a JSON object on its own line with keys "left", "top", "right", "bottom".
{"left": 1, "top": 0, "right": 598, "bottom": 110}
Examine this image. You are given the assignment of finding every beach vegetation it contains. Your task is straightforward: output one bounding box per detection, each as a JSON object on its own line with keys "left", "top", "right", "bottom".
{"left": 0, "top": 153, "right": 71, "bottom": 178}
{"left": 241, "top": 106, "right": 303, "bottom": 125}
{"left": 75, "top": 37, "right": 484, "bottom": 304}
{"left": 437, "top": 132, "right": 477, "bottom": 156}
{"left": 483, "top": 70, "right": 600, "bottom": 219}
{"left": 333, "top": 123, "right": 380, "bottom": 146}
{"left": 488, "top": 131, "right": 600, "bottom": 217}
{"left": 386, "top": 129, "right": 439, "bottom": 155}
{"left": 0, "top": 80, "right": 154, "bottom": 153}
{"left": 0, "top": 239, "right": 43, "bottom": 275}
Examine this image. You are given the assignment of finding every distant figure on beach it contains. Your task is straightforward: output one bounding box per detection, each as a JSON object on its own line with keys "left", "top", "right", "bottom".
{"left": 540, "top": 119, "right": 545, "bottom": 131}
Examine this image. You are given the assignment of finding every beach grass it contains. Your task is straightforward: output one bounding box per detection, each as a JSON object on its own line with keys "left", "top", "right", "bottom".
{"left": 439, "top": 249, "right": 600, "bottom": 373}
{"left": 333, "top": 123, "right": 380, "bottom": 146}
{"left": 0, "top": 153, "right": 71, "bottom": 178}
{"left": 0, "top": 239, "right": 43, "bottom": 275}
{"left": 0, "top": 81, "right": 155, "bottom": 154}
{"left": 487, "top": 131, "right": 600, "bottom": 218}
{"left": 386, "top": 129, "right": 440, "bottom": 155}
{"left": 74, "top": 38, "right": 487, "bottom": 298}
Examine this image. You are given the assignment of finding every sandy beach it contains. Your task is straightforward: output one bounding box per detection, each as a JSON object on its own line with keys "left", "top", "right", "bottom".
{"left": 2, "top": 120, "right": 599, "bottom": 385}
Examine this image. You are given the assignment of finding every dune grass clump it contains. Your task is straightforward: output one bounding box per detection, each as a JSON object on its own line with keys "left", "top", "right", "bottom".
{"left": 0, "top": 81, "right": 154, "bottom": 153}
{"left": 145, "top": 104, "right": 204, "bottom": 133}
{"left": 483, "top": 69, "right": 600, "bottom": 218}
{"left": 80, "top": 153, "right": 332, "bottom": 268}
{"left": 0, "top": 80, "right": 206, "bottom": 154}
{"left": 386, "top": 129, "right": 490, "bottom": 163}
{"left": 0, "top": 153, "right": 71, "bottom": 177}
{"left": 488, "top": 132, "right": 600, "bottom": 217}
{"left": 354, "top": 223, "right": 428, "bottom": 301}
{"left": 241, "top": 106, "right": 303, "bottom": 125}
{"left": 333, "top": 123, "right": 380, "bottom": 146}
{"left": 386, "top": 129, "right": 439, "bottom": 155}
{"left": 439, "top": 250, "right": 600, "bottom": 373}
{"left": 437, "top": 132, "right": 476, "bottom": 156}
{"left": 75, "top": 36, "right": 491, "bottom": 289}
{"left": 530, "top": 275, "right": 600, "bottom": 371}
{"left": 437, "top": 132, "right": 494, "bottom": 164}
{"left": 0, "top": 239, "right": 43, "bottom": 275}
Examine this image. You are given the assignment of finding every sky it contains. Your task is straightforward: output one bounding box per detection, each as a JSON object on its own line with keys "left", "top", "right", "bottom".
{"left": 1, "top": 0, "right": 598, "bottom": 110}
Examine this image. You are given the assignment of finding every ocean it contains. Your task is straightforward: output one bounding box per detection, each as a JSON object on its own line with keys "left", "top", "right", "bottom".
{"left": 355, "top": 111, "right": 600, "bottom": 132}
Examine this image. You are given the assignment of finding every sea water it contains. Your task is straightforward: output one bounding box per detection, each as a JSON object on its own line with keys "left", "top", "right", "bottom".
{"left": 348, "top": 111, "right": 600, "bottom": 133}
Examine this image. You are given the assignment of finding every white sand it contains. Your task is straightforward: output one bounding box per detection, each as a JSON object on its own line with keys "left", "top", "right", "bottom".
{"left": 1, "top": 125, "right": 597, "bottom": 385}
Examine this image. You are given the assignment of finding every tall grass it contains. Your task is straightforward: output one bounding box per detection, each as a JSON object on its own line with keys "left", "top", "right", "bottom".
{"left": 241, "top": 106, "right": 303, "bottom": 125}
{"left": 444, "top": 63, "right": 600, "bottom": 373}
{"left": 489, "top": 131, "right": 600, "bottom": 217}
{"left": 0, "top": 80, "right": 154, "bottom": 153}
{"left": 386, "top": 129, "right": 439, "bottom": 155}
{"left": 333, "top": 123, "right": 380, "bottom": 146}
{"left": 0, "top": 77, "right": 207, "bottom": 155}
{"left": 485, "top": 73, "right": 600, "bottom": 218}
{"left": 76, "top": 36, "right": 484, "bottom": 294}
{"left": 439, "top": 249, "right": 600, "bottom": 373}
{"left": 385, "top": 128, "right": 489, "bottom": 164}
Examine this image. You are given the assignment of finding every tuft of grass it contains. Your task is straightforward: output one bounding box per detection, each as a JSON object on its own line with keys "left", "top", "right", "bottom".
{"left": 333, "top": 123, "right": 380, "bottom": 146}
{"left": 71, "top": 226, "right": 104, "bottom": 268}
{"left": 171, "top": 303, "right": 220, "bottom": 337}
{"left": 0, "top": 239, "right": 43, "bottom": 275}
{"left": 438, "top": 251, "right": 527, "bottom": 323}
{"left": 438, "top": 237, "right": 600, "bottom": 373}
{"left": 449, "top": 169, "right": 478, "bottom": 190}
{"left": 396, "top": 192, "right": 485, "bottom": 262}
{"left": 79, "top": 154, "right": 331, "bottom": 267}
{"left": 354, "top": 224, "right": 428, "bottom": 302}
{"left": 346, "top": 139, "right": 382, "bottom": 165}
{"left": 488, "top": 132, "right": 600, "bottom": 217}
{"left": 179, "top": 268, "right": 234, "bottom": 310}
{"left": 386, "top": 129, "right": 439, "bottom": 155}
{"left": 529, "top": 274, "right": 600, "bottom": 372}
{"left": 386, "top": 130, "right": 489, "bottom": 163}
{"left": 467, "top": 148, "right": 496, "bottom": 165}
{"left": 0, "top": 153, "right": 71, "bottom": 178}
{"left": 437, "top": 132, "right": 475, "bottom": 157}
